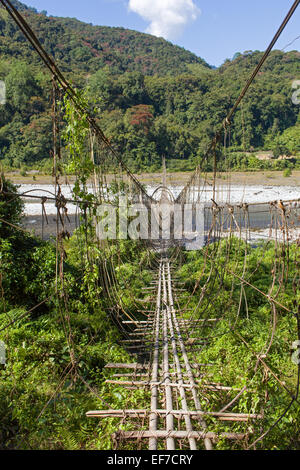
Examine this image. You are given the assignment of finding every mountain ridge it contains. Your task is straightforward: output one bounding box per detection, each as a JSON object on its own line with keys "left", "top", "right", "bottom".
{"left": 1, "top": 0, "right": 211, "bottom": 76}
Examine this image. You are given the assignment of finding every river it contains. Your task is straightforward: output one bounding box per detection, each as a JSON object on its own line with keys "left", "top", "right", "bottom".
{"left": 18, "top": 183, "right": 300, "bottom": 242}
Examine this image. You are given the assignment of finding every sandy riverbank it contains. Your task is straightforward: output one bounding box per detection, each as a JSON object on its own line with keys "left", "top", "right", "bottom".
{"left": 6, "top": 170, "right": 300, "bottom": 188}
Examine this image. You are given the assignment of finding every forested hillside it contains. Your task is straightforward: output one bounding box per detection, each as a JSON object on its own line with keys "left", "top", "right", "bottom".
{"left": 1, "top": 1, "right": 209, "bottom": 75}
{"left": 0, "top": 1, "right": 299, "bottom": 172}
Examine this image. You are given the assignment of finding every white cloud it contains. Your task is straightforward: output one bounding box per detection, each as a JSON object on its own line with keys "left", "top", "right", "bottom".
{"left": 128, "top": 0, "right": 200, "bottom": 40}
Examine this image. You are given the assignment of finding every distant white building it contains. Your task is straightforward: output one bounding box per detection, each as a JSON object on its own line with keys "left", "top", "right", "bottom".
{"left": 255, "top": 151, "right": 274, "bottom": 160}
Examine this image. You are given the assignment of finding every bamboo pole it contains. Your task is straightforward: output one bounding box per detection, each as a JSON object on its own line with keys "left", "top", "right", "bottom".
{"left": 112, "top": 430, "right": 247, "bottom": 440}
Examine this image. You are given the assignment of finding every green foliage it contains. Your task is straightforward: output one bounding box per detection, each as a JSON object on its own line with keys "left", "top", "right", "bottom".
{"left": 0, "top": 185, "right": 157, "bottom": 449}
{"left": 283, "top": 168, "right": 292, "bottom": 177}
{"left": 174, "top": 240, "right": 299, "bottom": 449}
{"left": 0, "top": 173, "right": 23, "bottom": 237}
{"left": 62, "top": 90, "right": 95, "bottom": 197}
{"left": 0, "top": 60, "right": 51, "bottom": 166}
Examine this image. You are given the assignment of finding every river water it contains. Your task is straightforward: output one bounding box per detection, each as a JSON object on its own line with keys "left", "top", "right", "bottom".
{"left": 19, "top": 183, "right": 300, "bottom": 241}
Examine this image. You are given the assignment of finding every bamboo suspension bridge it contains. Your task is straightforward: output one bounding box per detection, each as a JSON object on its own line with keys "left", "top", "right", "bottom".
{"left": 88, "top": 259, "right": 259, "bottom": 450}
{"left": 0, "top": 0, "right": 299, "bottom": 451}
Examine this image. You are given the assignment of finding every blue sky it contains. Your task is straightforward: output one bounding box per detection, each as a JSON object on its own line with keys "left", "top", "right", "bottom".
{"left": 23, "top": 0, "right": 300, "bottom": 67}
